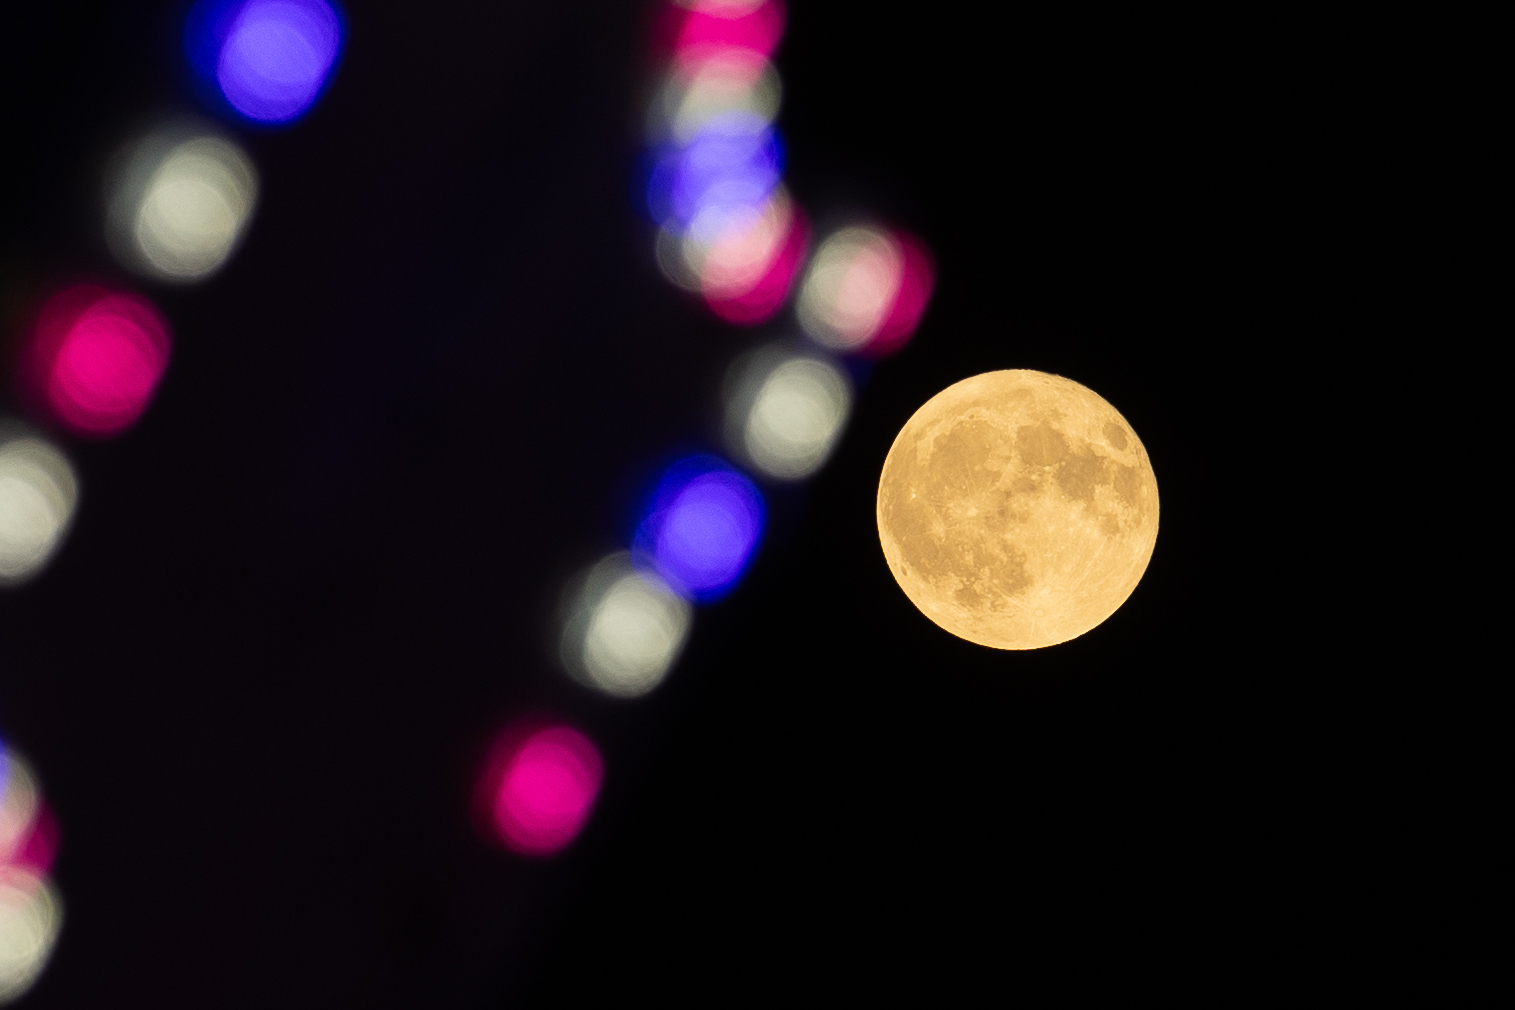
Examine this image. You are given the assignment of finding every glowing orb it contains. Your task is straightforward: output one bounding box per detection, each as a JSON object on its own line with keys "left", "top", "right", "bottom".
{"left": 673, "top": 0, "right": 787, "bottom": 64}
{"left": 635, "top": 455, "right": 765, "bottom": 602}
{"left": 724, "top": 344, "right": 851, "bottom": 480}
{"left": 0, "top": 431, "right": 78, "bottom": 588}
{"left": 0, "top": 870, "right": 61, "bottom": 1004}
{"left": 798, "top": 226, "right": 935, "bottom": 356}
{"left": 186, "top": 0, "right": 344, "bottom": 124}
{"left": 877, "top": 370, "right": 1159, "bottom": 649}
{"left": 560, "top": 552, "right": 692, "bottom": 699}
{"left": 21, "top": 286, "right": 171, "bottom": 438}
{"left": 108, "top": 128, "right": 258, "bottom": 282}
{"left": 487, "top": 723, "right": 603, "bottom": 857}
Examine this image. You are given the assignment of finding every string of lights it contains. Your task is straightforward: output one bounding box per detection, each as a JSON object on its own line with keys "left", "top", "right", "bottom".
{"left": 0, "top": 2, "right": 345, "bottom": 1000}
{"left": 472, "top": 0, "right": 936, "bottom": 859}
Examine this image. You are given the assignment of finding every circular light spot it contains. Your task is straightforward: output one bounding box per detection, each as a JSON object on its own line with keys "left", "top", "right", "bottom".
{"left": 561, "top": 552, "right": 692, "bottom": 699}
{"left": 0, "top": 431, "right": 78, "bottom": 588}
{"left": 109, "top": 130, "right": 258, "bottom": 281}
{"left": 634, "top": 455, "right": 764, "bottom": 602}
{"left": 725, "top": 347, "right": 852, "bottom": 481}
{"left": 0, "top": 870, "right": 61, "bottom": 1004}
{"left": 187, "top": 0, "right": 344, "bottom": 124}
{"left": 21, "top": 286, "right": 171, "bottom": 438}
{"left": 487, "top": 724, "right": 603, "bottom": 857}
{"left": 797, "top": 225, "right": 934, "bottom": 355}
{"left": 673, "top": 0, "right": 787, "bottom": 64}
{"left": 649, "top": 49, "right": 781, "bottom": 145}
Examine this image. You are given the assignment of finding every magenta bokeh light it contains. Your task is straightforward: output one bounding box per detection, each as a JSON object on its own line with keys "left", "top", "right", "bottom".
{"left": 674, "top": 0, "right": 786, "bottom": 63}
{"left": 486, "top": 722, "right": 603, "bottom": 857}
{"left": 706, "top": 207, "right": 809, "bottom": 324}
{"left": 22, "top": 286, "right": 172, "bottom": 438}
{"left": 863, "top": 231, "right": 936, "bottom": 357}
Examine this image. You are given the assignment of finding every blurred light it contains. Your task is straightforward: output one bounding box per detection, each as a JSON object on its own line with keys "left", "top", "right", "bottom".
{"left": 561, "top": 552, "right": 692, "bottom": 699}
{"left": 20, "top": 286, "right": 171, "bottom": 438}
{"left": 634, "top": 454, "right": 764, "bottom": 602}
{"left": 108, "top": 128, "right": 258, "bottom": 282}
{"left": 0, "top": 745, "right": 60, "bottom": 1006}
{"left": 0, "top": 430, "right": 78, "bottom": 588}
{"left": 670, "top": 114, "right": 784, "bottom": 228}
{"left": 674, "top": 0, "right": 787, "bottom": 64}
{"left": 484, "top": 723, "right": 603, "bottom": 857}
{"left": 186, "top": 0, "right": 344, "bottom": 124}
{"left": 0, "top": 754, "right": 39, "bottom": 867}
{"left": 724, "top": 345, "right": 852, "bottom": 480}
{"left": 0, "top": 870, "right": 61, "bottom": 1006}
{"left": 672, "top": 0, "right": 768, "bottom": 14}
{"left": 649, "top": 49, "right": 781, "bottom": 145}
{"left": 796, "top": 226, "right": 935, "bottom": 356}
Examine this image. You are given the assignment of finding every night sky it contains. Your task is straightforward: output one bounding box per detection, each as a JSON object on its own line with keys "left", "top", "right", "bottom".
{"left": 1, "top": 2, "right": 1436, "bottom": 1005}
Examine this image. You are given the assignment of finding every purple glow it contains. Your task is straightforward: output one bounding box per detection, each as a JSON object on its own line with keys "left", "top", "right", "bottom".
{"left": 635, "top": 455, "right": 765, "bottom": 602}
{"left": 669, "top": 115, "right": 783, "bottom": 227}
{"left": 490, "top": 724, "right": 603, "bottom": 857}
{"left": 198, "top": 0, "right": 343, "bottom": 123}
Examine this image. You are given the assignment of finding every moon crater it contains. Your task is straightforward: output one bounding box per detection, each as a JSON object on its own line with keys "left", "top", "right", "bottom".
{"left": 877, "top": 370, "right": 1158, "bottom": 650}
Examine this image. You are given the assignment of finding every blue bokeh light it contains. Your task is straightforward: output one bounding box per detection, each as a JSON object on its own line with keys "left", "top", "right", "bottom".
{"left": 645, "top": 114, "right": 784, "bottom": 229}
{"left": 634, "top": 455, "right": 765, "bottom": 603}
{"left": 185, "top": 0, "right": 344, "bottom": 125}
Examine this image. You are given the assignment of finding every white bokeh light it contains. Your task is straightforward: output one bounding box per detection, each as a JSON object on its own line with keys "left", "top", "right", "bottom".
{"left": 0, "top": 870, "right": 61, "bottom": 1006}
{"left": 0, "top": 431, "right": 79, "bottom": 588}
{"left": 725, "top": 345, "right": 852, "bottom": 480}
{"left": 561, "top": 553, "right": 692, "bottom": 699}
{"left": 108, "top": 129, "right": 258, "bottom": 282}
{"left": 795, "top": 226, "right": 905, "bottom": 350}
{"left": 650, "top": 49, "right": 781, "bottom": 145}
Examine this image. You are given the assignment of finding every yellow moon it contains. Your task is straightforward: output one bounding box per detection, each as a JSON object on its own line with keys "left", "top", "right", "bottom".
{"left": 876, "top": 369, "right": 1158, "bottom": 649}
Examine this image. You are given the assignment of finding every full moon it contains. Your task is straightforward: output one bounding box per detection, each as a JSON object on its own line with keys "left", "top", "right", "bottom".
{"left": 876, "top": 370, "right": 1158, "bottom": 649}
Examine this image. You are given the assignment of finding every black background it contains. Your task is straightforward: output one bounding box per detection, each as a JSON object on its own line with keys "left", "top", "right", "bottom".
{"left": 0, "top": 1, "right": 1444, "bottom": 1005}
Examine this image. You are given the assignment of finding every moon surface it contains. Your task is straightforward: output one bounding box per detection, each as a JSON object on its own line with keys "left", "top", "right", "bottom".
{"left": 876, "top": 370, "right": 1158, "bottom": 650}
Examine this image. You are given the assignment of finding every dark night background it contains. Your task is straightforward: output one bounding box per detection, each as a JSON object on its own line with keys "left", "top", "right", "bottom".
{"left": 0, "top": 2, "right": 1452, "bottom": 1005}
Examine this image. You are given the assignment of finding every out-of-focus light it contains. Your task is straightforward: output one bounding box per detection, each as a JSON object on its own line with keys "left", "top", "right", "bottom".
{"left": 796, "top": 226, "right": 935, "bottom": 356}
{"left": 724, "top": 345, "right": 852, "bottom": 481}
{"left": 0, "top": 754, "right": 39, "bottom": 866}
{"left": 0, "top": 430, "right": 78, "bottom": 588}
{"left": 674, "top": 0, "right": 786, "bottom": 64}
{"left": 560, "top": 552, "right": 692, "bottom": 699}
{"left": 108, "top": 128, "right": 258, "bottom": 282}
{"left": 634, "top": 455, "right": 764, "bottom": 602}
{"left": 649, "top": 49, "right": 781, "bottom": 145}
{"left": 481, "top": 722, "right": 603, "bottom": 858}
{"left": 0, "top": 870, "right": 61, "bottom": 1006}
{"left": 669, "top": 114, "right": 784, "bottom": 228}
{"left": 660, "top": 188, "right": 809, "bottom": 324}
{"left": 186, "top": 0, "right": 344, "bottom": 124}
{"left": 20, "top": 286, "right": 172, "bottom": 438}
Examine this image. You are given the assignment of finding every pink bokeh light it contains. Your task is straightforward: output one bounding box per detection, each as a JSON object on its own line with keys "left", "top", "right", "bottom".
{"left": 862, "top": 231, "right": 935, "bottom": 358}
{"left": 672, "top": 0, "right": 786, "bottom": 65}
{"left": 5, "top": 803, "right": 58, "bottom": 878}
{"left": 706, "top": 206, "right": 809, "bottom": 324}
{"left": 482, "top": 721, "right": 603, "bottom": 857}
{"left": 22, "top": 285, "right": 172, "bottom": 438}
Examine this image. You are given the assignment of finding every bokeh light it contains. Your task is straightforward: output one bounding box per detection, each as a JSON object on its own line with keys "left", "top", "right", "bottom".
{"left": 186, "top": 0, "right": 344, "bottom": 124}
{"left": 561, "top": 552, "right": 692, "bottom": 699}
{"left": 0, "top": 747, "right": 61, "bottom": 1005}
{"left": 0, "top": 871, "right": 60, "bottom": 1006}
{"left": 649, "top": 48, "right": 781, "bottom": 146}
{"left": 655, "top": 187, "right": 808, "bottom": 324}
{"left": 724, "top": 345, "right": 852, "bottom": 481}
{"left": 673, "top": 0, "right": 787, "bottom": 65}
{"left": 0, "top": 429, "right": 79, "bottom": 588}
{"left": 480, "top": 722, "right": 604, "bottom": 857}
{"left": 20, "top": 286, "right": 172, "bottom": 438}
{"left": 108, "top": 128, "right": 258, "bottom": 282}
{"left": 796, "top": 225, "right": 935, "bottom": 356}
{"left": 634, "top": 454, "right": 764, "bottom": 602}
